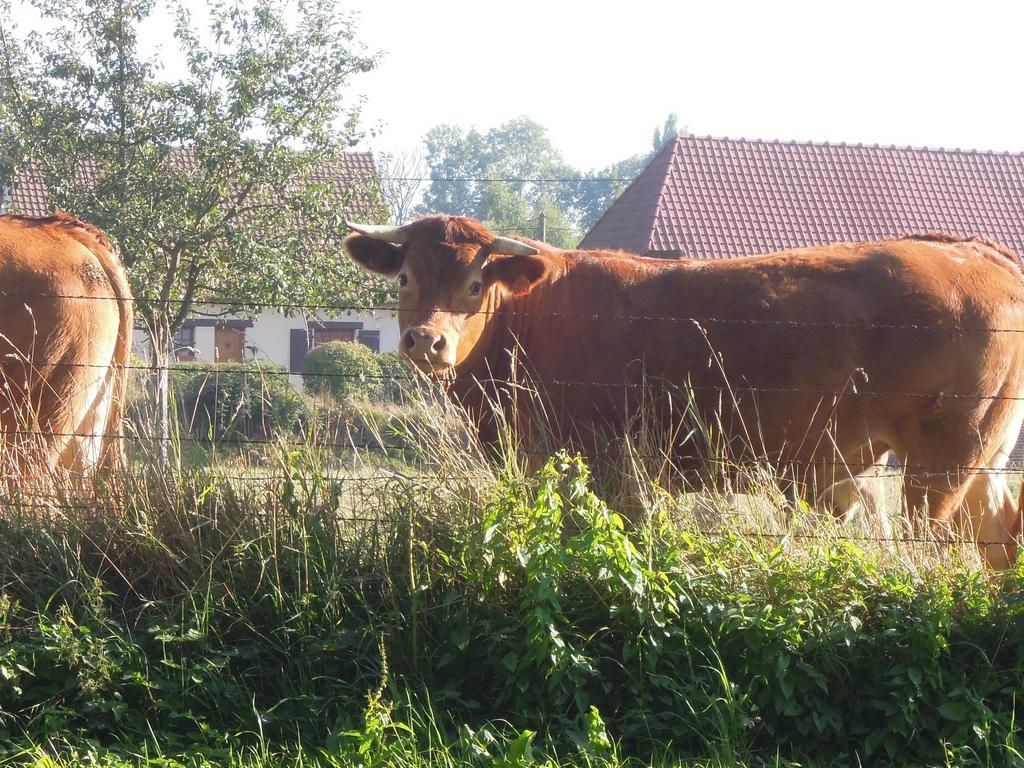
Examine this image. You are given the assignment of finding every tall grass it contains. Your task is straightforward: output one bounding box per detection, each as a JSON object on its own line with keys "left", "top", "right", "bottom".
{"left": 0, "top": 369, "right": 1021, "bottom": 767}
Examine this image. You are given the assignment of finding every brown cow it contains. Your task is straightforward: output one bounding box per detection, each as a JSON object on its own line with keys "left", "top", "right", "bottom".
{"left": 0, "top": 213, "right": 133, "bottom": 485}
{"left": 344, "top": 215, "right": 1024, "bottom": 568}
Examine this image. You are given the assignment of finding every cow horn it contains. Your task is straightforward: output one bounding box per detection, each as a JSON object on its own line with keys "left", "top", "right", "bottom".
{"left": 346, "top": 221, "right": 409, "bottom": 244}
{"left": 490, "top": 236, "right": 539, "bottom": 257}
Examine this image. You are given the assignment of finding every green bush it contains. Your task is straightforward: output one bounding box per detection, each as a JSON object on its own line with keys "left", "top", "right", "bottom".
{"left": 173, "top": 360, "right": 309, "bottom": 440}
{"left": 3, "top": 451, "right": 1024, "bottom": 764}
{"left": 301, "top": 340, "right": 383, "bottom": 401}
{"left": 376, "top": 351, "right": 414, "bottom": 403}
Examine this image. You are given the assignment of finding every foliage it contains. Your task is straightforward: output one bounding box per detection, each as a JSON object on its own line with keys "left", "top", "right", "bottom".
{"left": 0, "top": 0, "right": 388, "bottom": 355}
{"left": 652, "top": 113, "right": 682, "bottom": 153}
{"left": 0, "top": 443, "right": 1021, "bottom": 766}
{"left": 573, "top": 113, "right": 683, "bottom": 230}
{"left": 418, "top": 117, "right": 581, "bottom": 248}
{"left": 173, "top": 360, "right": 309, "bottom": 439}
{"left": 376, "top": 351, "right": 413, "bottom": 403}
{"left": 417, "top": 114, "right": 685, "bottom": 242}
{"left": 301, "top": 340, "right": 383, "bottom": 402}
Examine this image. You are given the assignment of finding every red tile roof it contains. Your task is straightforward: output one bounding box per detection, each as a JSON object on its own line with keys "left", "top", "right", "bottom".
{"left": 3, "top": 150, "right": 380, "bottom": 218}
{"left": 581, "top": 135, "right": 1024, "bottom": 260}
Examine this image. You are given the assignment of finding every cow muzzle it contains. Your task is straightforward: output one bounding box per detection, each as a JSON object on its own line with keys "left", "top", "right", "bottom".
{"left": 401, "top": 326, "right": 455, "bottom": 372}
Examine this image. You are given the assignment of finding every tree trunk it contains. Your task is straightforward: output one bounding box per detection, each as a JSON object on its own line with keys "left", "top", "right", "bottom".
{"left": 148, "top": 318, "right": 173, "bottom": 466}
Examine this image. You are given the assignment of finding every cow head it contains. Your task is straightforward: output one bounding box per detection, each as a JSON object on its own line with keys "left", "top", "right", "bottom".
{"left": 343, "top": 216, "right": 549, "bottom": 373}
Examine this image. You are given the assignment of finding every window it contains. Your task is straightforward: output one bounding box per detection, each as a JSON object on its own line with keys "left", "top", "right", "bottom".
{"left": 357, "top": 330, "right": 380, "bottom": 352}
{"left": 174, "top": 325, "right": 196, "bottom": 362}
{"left": 314, "top": 327, "right": 356, "bottom": 345}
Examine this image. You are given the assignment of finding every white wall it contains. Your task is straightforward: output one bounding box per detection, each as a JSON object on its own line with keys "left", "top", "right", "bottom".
{"left": 249, "top": 309, "right": 400, "bottom": 389}
{"left": 132, "top": 308, "right": 400, "bottom": 391}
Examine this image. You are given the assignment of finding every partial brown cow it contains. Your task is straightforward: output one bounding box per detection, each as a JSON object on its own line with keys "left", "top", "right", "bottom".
{"left": 344, "top": 216, "right": 1024, "bottom": 568}
{"left": 0, "top": 213, "right": 133, "bottom": 485}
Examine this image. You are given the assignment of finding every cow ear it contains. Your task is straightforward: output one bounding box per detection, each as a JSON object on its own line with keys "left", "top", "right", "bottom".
{"left": 343, "top": 234, "right": 404, "bottom": 276}
{"left": 484, "top": 255, "right": 549, "bottom": 296}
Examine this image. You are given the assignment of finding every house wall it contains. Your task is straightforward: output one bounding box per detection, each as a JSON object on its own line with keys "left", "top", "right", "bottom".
{"left": 250, "top": 310, "right": 400, "bottom": 388}
{"left": 132, "top": 309, "right": 400, "bottom": 390}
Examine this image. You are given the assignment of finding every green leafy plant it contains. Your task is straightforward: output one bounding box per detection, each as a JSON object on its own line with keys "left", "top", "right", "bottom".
{"left": 174, "top": 361, "right": 310, "bottom": 440}
{"left": 302, "top": 341, "right": 384, "bottom": 402}
{"left": 376, "top": 351, "right": 414, "bottom": 403}
{"left": 0, "top": 425, "right": 1022, "bottom": 766}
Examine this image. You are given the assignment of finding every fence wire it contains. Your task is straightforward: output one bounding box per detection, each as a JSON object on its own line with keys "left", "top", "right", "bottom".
{"left": 13, "top": 359, "right": 1024, "bottom": 404}
{"left": 0, "top": 292, "right": 1022, "bottom": 554}
{"left": 6, "top": 291, "right": 1024, "bottom": 335}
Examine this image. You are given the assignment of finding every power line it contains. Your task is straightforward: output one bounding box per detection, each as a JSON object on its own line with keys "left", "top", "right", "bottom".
{"left": 382, "top": 176, "right": 624, "bottom": 184}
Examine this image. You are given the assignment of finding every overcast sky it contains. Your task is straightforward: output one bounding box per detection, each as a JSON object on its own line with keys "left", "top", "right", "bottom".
{"left": 10, "top": 0, "right": 1024, "bottom": 171}
{"left": 346, "top": 0, "right": 1024, "bottom": 169}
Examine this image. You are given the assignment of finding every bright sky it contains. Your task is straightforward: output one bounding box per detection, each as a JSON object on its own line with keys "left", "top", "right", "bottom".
{"left": 10, "top": 0, "right": 1024, "bottom": 171}
{"left": 347, "top": 0, "right": 1024, "bottom": 170}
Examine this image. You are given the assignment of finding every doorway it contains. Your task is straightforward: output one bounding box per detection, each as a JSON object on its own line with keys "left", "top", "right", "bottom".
{"left": 215, "top": 327, "right": 245, "bottom": 362}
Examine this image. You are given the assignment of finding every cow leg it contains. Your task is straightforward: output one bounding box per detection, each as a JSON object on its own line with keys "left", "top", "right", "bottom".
{"left": 814, "top": 460, "right": 904, "bottom": 557}
{"left": 931, "top": 400, "right": 1024, "bottom": 568}
{"left": 955, "top": 416, "right": 1022, "bottom": 569}
{"left": 896, "top": 432, "right": 992, "bottom": 559}
{"left": 815, "top": 463, "right": 889, "bottom": 527}
{"left": 811, "top": 442, "right": 892, "bottom": 522}
{"left": 0, "top": 360, "right": 72, "bottom": 489}
{"left": 782, "top": 475, "right": 801, "bottom": 510}
{"left": 959, "top": 471, "right": 1018, "bottom": 569}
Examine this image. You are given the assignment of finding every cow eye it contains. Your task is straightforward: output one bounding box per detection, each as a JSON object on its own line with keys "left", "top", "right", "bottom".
{"left": 398, "top": 273, "right": 408, "bottom": 288}
{"left": 468, "top": 280, "right": 482, "bottom": 297}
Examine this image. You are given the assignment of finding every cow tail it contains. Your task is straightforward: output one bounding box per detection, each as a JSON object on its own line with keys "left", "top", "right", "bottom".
{"left": 89, "top": 237, "right": 134, "bottom": 474}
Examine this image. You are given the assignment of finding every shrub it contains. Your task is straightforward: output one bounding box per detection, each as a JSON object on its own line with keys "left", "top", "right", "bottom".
{"left": 376, "top": 351, "right": 414, "bottom": 403}
{"left": 1, "top": 450, "right": 1024, "bottom": 763}
{"left": 173, "top": 360, "right": 309, "bottom": 440}
{"left": 301, "top": 341, "right": 383, "bottom": 401}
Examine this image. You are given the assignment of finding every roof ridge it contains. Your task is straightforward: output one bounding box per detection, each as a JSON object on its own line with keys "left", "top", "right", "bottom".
{"left": 581, "top": 132, "right": 1024, "bottom": 262}
{"left": 9, "top": 150, "right": 380, "bottom": 218}
{"left": 646, "top": 137, "right": 684, "bottom": 253}
{"left": 578, "top": 138, "right": 677, "bottom": 252}
{"left": 683, "top": 133, "right": 1024, "bottom": 159}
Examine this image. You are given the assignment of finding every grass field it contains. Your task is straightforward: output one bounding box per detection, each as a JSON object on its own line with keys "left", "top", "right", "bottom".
{"left": 1, "top": 386, "right": 1023, "bottom": 768}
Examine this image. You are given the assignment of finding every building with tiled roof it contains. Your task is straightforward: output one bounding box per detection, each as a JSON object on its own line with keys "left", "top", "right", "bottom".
{"left": 0, "top": 150, "right": 398, "bottom": 383}
{"left": 582, "top": 133, "right": 1024, "bottom": 466}
{"left": 581, "top": 134, "right": 1024, "bottom": 261}
{"left": 1, "top": 150, "right": 381, "bottom": 218}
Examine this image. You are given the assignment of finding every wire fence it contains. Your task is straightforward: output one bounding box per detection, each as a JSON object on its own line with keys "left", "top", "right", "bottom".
{"left": 0, "top": 291, "right": 1022, "bottom": 553}
{"left": 8, "top": 292, "right": 1024, "bottom": 335}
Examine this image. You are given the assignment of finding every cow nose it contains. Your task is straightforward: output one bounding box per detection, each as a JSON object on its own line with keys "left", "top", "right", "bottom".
{"left": 402, "top": 328, "right": 450, "bottom": 365}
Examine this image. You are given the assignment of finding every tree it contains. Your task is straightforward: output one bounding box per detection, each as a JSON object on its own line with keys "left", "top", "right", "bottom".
{"left": 416, "top": 114, "right": 686, "bottom": 242}
{"left": 418, "top": 117, "right": 581, "bottom": 246}
{"left": 420, "top": 124, "right": 486, "bottom": 218}
{"left": 575, "top": 113, "right": 685, "bottom": 231}
{"left": 376, "top": 149, "right": 426, "bottom": 225}
{"left": 533, "top": 198, "right": 576, "bottom": 250}
{"left": 0, "top": 0, "right": 387, "bottom": 453}
{"left": 480, "top": 180, "right": 532, "bottom": 238}
{"left": 652, "top": 113, "right": 680, "bottom": 154}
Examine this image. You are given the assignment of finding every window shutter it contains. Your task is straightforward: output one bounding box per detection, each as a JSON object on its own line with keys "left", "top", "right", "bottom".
{"left": 289, "top": 328, "right": 312, "bottom": 372}
{"left": 357, "top": 330, "right": 380, "bottom": 353}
